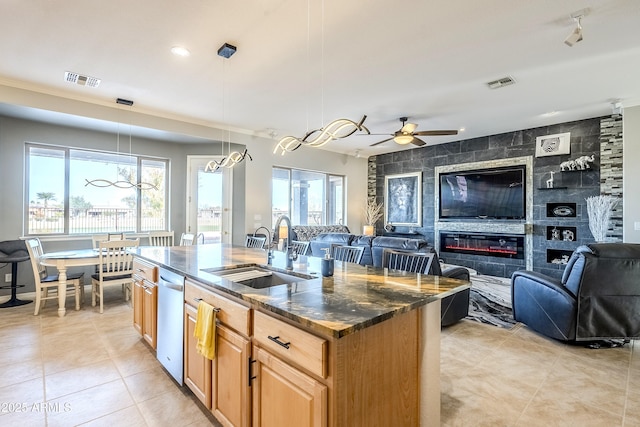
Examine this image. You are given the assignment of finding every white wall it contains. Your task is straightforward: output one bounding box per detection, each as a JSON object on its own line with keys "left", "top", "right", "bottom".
{"left": 623, "top": 105, "right": 640, "bottom": 243}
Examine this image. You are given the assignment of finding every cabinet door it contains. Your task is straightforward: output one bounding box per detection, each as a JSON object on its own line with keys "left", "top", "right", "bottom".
{"left": 212, "top": 325, "right": 251, "bottom": 427}
{"left": 142, "top": 282, "right": 157, "bottom": 349}
{"left": 252, "top": 346, "right": 327, "bottom": 427}
{"left": 132, "top": 278, "right": 144, "bottom": 335}
{"left": 184, "top": 304, "right": 212, "bottom": 408}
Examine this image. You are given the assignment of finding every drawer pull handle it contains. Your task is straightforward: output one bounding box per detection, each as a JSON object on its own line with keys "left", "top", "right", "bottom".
{"left": 268, "top": 335, "right": 290, "bottom": 349}
{"left": 136, "top": 268, "right": 145, "bottom": 272}
{"left": 193, "top": 298, "right": 221, "bottom": 312}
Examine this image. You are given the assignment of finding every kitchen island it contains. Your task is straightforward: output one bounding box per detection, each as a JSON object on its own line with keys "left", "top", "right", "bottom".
{"left": 131, "top": 244, "right": 470, "bottom": 427}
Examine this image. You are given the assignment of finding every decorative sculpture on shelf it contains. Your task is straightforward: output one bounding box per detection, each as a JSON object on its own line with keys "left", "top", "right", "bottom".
{"left": 562, "top": 229, "right": 575, "bottom": 241}
{"left": 546, "top": 171, "right": 555, "bottom": 188}
{"left": 560, "top": 154, "right": 595, "bottom": 171}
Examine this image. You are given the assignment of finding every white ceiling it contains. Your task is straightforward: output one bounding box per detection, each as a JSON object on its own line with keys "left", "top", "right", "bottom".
{"left": 1, "top": 0, "right": 639, "bottom": 156}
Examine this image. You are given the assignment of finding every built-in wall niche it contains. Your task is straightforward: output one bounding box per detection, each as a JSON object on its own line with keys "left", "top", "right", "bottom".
{"left": 546, "top": 202, "right": 577, "bottom": 218}
{"left": 546, "top": 226, "right": 577, "bottom": 241}
{"left": 547, "top": 249, "right": 573, "bottom": 265}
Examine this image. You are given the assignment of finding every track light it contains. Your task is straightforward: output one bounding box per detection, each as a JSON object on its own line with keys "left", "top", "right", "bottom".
{"left": 564, "top": 15, "right": 583, "bottom": 47}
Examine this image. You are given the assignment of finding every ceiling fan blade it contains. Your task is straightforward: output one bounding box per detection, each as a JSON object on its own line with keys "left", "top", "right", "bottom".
{"left": 401, "top": 123, "right": 417, "bottom": 133}
{"left": 414, "top": 130, "right": 459, "bottom": 136}
{"left": 410, "top": 137, "right": 426, "bottom": 146}
{"left": 370, "top": 137, "right": 394, "bottom": 147}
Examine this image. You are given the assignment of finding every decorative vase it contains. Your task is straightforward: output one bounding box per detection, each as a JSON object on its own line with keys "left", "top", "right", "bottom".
{"left": 363, "top": 225, "right": 375, "bottom": 236}
{"left": 586, "top": 195, "right": 618, "bottom": 243}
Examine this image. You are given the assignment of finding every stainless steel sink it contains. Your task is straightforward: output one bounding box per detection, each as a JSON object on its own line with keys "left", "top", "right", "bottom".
{"left": 202, "top": 265, "right": 314, "bottom": 289}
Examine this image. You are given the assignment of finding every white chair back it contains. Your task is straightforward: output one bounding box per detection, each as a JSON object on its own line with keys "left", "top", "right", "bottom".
{"left": 149, "top": 230, "right": 174, "bottom": 246}
{"left": 245, "top": 235, "right": 266, "bottom": 249}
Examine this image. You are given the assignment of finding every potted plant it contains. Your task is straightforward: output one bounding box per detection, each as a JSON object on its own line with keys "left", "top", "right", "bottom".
{"left": 363, "top": 198, "right": 383, "bottom": 236}
{"left": 585, "top": 195, "right": 619, "bottom": 242}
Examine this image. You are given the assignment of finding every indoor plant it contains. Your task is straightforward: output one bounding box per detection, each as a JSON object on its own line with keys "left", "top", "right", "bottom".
{"left": 363, "top": 198, "right": 383, "bottom": 236}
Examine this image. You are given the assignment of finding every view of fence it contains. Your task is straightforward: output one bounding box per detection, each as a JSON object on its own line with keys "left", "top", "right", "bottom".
{"left": 28, "top": 206, "right": 166, "bottom": 234}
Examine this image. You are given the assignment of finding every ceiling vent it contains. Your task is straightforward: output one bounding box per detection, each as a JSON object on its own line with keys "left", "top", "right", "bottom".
{"left": 486, "top": 76, "right": 515, "bottom": 89}
{"left": 64, "top": 71, "right": 101, "bottom": 88}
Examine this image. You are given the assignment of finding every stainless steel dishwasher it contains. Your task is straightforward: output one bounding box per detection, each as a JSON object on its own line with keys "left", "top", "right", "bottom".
{"left": 156, "top": 267, "right": 185, "bottom": 385}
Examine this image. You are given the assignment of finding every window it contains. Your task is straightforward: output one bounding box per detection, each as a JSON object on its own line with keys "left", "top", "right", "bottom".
{"left": 25, "top": 143, "right": 168, "bottom": 235}
{"left": 272, "top": 167, "right": 345, "bottom": 226}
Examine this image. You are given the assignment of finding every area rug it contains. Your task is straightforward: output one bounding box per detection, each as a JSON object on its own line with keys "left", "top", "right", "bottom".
{"left": 466, "top": 274, "right": 517, "bottom": 329}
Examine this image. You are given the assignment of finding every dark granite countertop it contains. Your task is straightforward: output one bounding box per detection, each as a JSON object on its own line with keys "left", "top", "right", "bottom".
{"left": 131, "top": 244, "right": 469, "bottom": 339}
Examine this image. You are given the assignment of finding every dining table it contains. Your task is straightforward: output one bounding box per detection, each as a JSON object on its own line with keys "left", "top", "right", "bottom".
{"left": 40, "top": 249, "right": 100, "bottom": 317}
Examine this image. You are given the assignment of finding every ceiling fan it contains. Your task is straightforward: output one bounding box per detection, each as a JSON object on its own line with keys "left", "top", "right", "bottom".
{"left": 369, "top": 117, "right": 458, "bottom": 147}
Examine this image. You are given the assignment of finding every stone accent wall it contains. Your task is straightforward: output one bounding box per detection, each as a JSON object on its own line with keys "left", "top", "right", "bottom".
{"left": 371, "top": 117, "right": 610, "bottom": 278}
{"left": 599, "top": 115, "right": 624, "bottom": 240}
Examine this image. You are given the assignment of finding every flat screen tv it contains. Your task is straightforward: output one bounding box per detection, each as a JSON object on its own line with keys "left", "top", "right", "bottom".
{"left": 439, "top": 165, "right": 526, "bottom": 220}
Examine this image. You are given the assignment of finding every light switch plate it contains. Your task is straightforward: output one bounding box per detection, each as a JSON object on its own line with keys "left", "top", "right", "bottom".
{"left": 634, "top": 221, "right": 640, "bottom": 231}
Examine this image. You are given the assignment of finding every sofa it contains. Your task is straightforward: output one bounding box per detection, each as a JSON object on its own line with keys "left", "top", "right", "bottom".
{"left": 309, "top": 232, "right": 471, "bottom": 326}
{"left": 512, "top": 243, "right": 640, "bottom": 342}
{"left": 290, "top": 225, "right": 350, "bottom": 242}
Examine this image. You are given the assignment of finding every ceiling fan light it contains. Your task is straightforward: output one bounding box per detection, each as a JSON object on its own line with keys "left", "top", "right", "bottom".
{"left": 394, "top": 135, "right": 414, "bottom": 145}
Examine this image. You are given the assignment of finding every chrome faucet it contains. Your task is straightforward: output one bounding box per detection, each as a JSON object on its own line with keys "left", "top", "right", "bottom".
{"left": 253, "top": 226, "right": 274, "bottom": 265}
{"left": 274, "top": 215, "right": 297, "bottom": 270}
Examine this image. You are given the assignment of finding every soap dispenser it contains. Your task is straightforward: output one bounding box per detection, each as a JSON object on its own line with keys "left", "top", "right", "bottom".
{"left": 321, "top": 247, "right": 334, "bottom": 277}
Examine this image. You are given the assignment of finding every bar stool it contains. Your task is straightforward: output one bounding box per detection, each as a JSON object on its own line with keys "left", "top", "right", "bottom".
{"left": 0, "top": 240, "right": 32, "bottom": 308}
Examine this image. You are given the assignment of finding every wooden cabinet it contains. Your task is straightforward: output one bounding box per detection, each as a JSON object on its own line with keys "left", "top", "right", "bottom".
{"left": 184, "top": 303, "right": 212, "bottom": 408}
{"left": 212, "top": 324, "right": 251, "bottom": 427}
{"left": 142, "top": 282, "right": 157, "bottom": 348}
{"left": 183, "top": 278, "right": 426, "bottom": 427}
{"left": 184, "top": 279, "right": 252, "bottom": 426}
{"left": 133, "top": 259, "right": 158, "bottom": 349}
{"left": 251, "top": 345, "right": 327, "bottom": 427}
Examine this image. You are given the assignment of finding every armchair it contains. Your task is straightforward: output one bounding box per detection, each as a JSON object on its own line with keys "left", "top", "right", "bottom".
{"left": 511, "top": 243, "right": 640, "bottom": 342}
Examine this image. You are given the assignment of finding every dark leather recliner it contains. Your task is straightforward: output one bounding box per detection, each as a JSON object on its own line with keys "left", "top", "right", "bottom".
{"left": 511, "top": 243, "right": 640, "bottom": 342}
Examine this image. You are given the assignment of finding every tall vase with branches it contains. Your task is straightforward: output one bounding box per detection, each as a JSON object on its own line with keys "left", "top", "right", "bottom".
{"left": 363, "top": 198, "right": 383, "bottom": 236}
{"left": 586, "top": 195, "right": 618, "bottom": 242}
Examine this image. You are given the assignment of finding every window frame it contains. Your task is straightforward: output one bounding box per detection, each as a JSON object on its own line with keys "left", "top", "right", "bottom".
{"left": 272, "top": 166, "right": 345, "bottom": 227}
{"left": 24, "top": 142, "right": 170, "bottom": 236}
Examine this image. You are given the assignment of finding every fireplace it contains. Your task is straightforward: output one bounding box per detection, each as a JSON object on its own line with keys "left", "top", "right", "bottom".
{"left": 439, "top": 232, "right": 525, "bottom": 259}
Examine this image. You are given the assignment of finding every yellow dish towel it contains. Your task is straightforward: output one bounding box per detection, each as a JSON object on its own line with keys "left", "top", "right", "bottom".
{"left": 194, "top": 300, "right": 216, "bottom": 360}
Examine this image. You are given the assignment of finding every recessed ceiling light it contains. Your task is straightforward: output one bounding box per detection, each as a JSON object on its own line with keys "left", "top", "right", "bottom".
{"left": 458, "top": 127, "right": 466, "bottom": 132}
{"left": 171, "top": 46, "right": 190, "bottom": 57}
{"left": 541, "top": 111, "right": 559, "bottom": 117}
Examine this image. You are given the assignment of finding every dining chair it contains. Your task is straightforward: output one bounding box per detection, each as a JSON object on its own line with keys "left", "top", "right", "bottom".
{"left": 91, "top": 239, "right": 139, "bottom": 313}
{"left": 25, "top": 238, "right": 84, "bottom": 315}
{"left": 179, "top": 233, "right": 196, "bottom": 246}
{"left": 382, "top": 248, "right": 435, "bottom": 274}
{"left": 331, "top": 245, "right": 365, "bottom": 264}
{"left": 91, "top": 232, "right": 125, "bottom": 249}
{"left": 245, "top": 235, "right": 266, "bottom": 249}
{"left": 149, "top": 230, "right": 174, "bottom": 246}
{"left": 289, "top": 240, "right": 310, "bottom": 256}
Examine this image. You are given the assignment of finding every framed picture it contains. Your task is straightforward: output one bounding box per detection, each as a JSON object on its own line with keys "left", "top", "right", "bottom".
{"left": 384, "top": 172, "right": 422, "bottom": 227}
{"left": 535, "top": 132, "right": 571, "bottom": 157}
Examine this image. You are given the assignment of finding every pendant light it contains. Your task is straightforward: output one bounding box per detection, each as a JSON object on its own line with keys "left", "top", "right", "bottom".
{"left": 205, "top": 43, "right": 252, "bottom": 173}
{"left": 273, "top": 0, "right": 369, "bottom": 156}
{"left": 85, "top": 98, "right": 158, "bottom": 190}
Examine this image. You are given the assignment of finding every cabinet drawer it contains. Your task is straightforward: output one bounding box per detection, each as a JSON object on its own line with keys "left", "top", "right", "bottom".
{"left": 185, "top": 280, "right": 251, "bottom": 337}
{"left": 133, "top": 259, "right": 158, "bottom": 283}
{"left": 253, "top": 311, "right": 327, "bottom": 378}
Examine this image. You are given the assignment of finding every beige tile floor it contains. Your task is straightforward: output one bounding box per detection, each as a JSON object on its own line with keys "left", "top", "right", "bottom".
{"left": 1, "top": 287, "right": 638, "bottom": 426}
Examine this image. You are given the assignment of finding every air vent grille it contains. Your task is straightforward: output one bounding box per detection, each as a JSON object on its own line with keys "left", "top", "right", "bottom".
{"left": 486, "top": 76, "right": 515, "bottom": 89}
{"left": 64, "top": 71, "right": 101, "bottom": 88}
